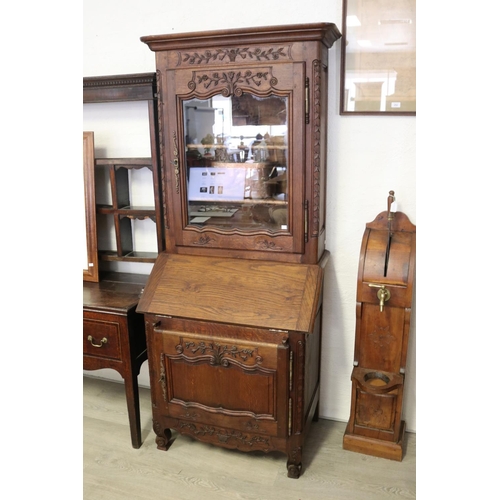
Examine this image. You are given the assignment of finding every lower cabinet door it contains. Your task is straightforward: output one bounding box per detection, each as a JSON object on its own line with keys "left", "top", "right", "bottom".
{"left": 155, "top": 328, "right": 289, "bottom": 438}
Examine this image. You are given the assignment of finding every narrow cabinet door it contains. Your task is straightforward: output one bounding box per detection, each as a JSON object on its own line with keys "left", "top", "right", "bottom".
{"left": 153, "top": 326, "right": 290, "bottom": 438}
{"left": 162, "top": 62, "right": 306, "bottom": 256}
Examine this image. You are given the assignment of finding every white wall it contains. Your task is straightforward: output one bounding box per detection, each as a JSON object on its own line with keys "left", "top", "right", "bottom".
{"left": 83, "top": 0, "right": 416, "bottom": 432}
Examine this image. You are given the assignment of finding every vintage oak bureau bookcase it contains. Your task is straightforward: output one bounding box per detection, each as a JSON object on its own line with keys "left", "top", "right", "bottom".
{"left": 137, "top": 23, "right": 341, "bottom": 478}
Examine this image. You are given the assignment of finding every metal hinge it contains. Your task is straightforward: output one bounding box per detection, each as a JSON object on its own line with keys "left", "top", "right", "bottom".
{"left": 304, "top": 200, "right": 309, "bottom": 243}
{"left": 305, "top": 77, "right": 310, "bottom": 124}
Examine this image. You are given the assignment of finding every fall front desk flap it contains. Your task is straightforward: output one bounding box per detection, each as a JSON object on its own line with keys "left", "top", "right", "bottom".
{"left": 137, "top": 252, "right": 328, "bottom": 333}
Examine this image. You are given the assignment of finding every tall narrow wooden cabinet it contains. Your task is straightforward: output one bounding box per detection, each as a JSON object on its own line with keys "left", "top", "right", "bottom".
{"left": 137, "top": 23, "right": 341, "bottom": 478}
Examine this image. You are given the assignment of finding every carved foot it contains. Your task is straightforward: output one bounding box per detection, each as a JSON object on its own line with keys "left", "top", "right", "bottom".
{"left": 286, "top": 460, "right": 302, "bottom": 478}
{"left": 154, "top": 424, "right": 172, "bottom": 451}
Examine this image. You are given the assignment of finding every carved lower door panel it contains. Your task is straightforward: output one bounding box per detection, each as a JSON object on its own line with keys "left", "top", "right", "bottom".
{"left": 147, "top": 317, "right": 290, "bottom": 454}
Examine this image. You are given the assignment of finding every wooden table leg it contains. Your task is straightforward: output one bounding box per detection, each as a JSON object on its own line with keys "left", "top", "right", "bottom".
{"left": 123, "top": 369, "right": 142, "bottom": 449}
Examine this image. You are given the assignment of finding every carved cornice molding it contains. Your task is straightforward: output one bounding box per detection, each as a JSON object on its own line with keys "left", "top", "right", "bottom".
{"left": 83, "top": 73, "right": 156, "bottom": 88}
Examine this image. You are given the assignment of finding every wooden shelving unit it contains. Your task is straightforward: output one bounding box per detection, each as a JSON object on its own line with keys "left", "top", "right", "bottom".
{"left": 83, "top": 73, "right": 164, "bottom": 266}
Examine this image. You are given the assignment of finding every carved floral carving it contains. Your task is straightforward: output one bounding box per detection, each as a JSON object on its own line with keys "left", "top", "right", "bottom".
{"left": 192, "top": 235, "right": 215, "bottom": 246}
{"left": 256, "top": 240, "right": 284, "bottom": 251}
{"left": 311, "top": 60, "right": 322, "bottom": 237}
{"left": 178, "top": 422, "right": 270, "bottom": 449}
{"left": 176, "top": 339, "right": 263, "bottom": 367}
{"left": 180, "top": 46, "right": 290, "bottom": 65}
{"left": 188, "top": 69, "right": 278, "bottom": 97}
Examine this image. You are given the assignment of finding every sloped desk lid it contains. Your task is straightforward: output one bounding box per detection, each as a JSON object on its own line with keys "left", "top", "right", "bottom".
{"left": 137, "top": 253, "right": 328, "bottom": 333}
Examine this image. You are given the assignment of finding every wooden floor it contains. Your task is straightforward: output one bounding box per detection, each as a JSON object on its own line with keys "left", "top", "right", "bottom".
{"left": 83, "top": 376, "right": 416, "bottom": 500}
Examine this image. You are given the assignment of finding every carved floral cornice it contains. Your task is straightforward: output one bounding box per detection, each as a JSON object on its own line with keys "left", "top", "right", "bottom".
{"left": 179, "top": 46, "right": 291, "bottom": 66}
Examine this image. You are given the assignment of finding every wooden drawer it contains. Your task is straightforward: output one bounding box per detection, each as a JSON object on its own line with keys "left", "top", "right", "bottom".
{"left": 83, "top": 317, "right": 122, "bottom": 361}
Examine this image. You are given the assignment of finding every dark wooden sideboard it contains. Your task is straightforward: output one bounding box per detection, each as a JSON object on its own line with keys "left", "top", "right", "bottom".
{"left": 83, "top": 273, "right": 148, "bottom": 448}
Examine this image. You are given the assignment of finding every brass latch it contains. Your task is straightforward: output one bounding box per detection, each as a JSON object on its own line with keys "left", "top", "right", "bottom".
{"left": 368, "top": 283, "right": 391, "bottom": 312}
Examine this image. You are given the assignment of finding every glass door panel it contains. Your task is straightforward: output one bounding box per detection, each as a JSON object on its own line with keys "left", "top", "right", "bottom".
{"left": 183, "top": 93, "right": 289, "bottom": 233}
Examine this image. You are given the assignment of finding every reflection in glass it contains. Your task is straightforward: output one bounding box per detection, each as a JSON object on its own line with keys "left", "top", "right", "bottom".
{"left": 183, "top": 93, "right": 289, "bottom": 232}
{"left": 342, "top": 0, "right": 416, "bottom": 113}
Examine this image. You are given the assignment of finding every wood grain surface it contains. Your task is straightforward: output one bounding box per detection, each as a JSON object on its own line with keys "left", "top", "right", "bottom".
{"left": 84, "top": 376, "right": 416, "bottom": 500}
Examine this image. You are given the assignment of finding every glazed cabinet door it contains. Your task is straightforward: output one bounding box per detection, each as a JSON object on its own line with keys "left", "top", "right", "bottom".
{"left": 162, "top": 62, "right": 306, "bottom": 256}
{"left": 148, "top": 319, "right": 290, "bottom": 438}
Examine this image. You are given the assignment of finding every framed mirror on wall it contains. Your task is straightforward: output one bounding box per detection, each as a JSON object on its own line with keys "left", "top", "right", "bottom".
{"left": 340, "top": 0, "right": 416, "bottom": 115}
{"left": 83, "top": 131, "right": 99, "bottom": 282}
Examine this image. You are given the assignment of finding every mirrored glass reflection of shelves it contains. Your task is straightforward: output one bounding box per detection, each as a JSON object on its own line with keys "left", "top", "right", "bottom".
{"left": 95, "top": 158, "right": 159, "bottom": 262}
{"left": 186, "top": 161, "right": 289, "bottom": 232}
{"left": 184, "top": 94, "right": 289, "bottom": 233}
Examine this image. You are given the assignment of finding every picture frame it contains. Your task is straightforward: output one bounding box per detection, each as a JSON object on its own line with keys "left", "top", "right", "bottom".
{"left": 340, "top": 0, "right": 416, "bottom": 115}
{"left": 83, "top": 131, "right": 99, "bottom": 282}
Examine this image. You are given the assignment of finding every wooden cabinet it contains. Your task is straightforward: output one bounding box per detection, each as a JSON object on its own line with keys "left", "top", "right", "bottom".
{"left": 139, "top": 252, "right": 328, "bottom": 477}
{"left": 138, "top": 23, "right": 340, "bottom": 478}
{"left": 143, "top": 23, "right": 340, "bottom": 264}
{"left": 83, "top": 73, "right": 165, "bottom": 264}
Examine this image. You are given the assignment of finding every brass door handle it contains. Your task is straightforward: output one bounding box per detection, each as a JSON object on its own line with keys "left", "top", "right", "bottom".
{"left": 368, "top": 284, "right": 391, "bottom": 312}
{"left": 87, "top": 335, "right": 108, "bottom": 348}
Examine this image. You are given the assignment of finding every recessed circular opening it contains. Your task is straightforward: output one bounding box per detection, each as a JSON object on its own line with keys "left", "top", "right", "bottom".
{"left": 364, "top": 371, "right": 390, "bottom": 386}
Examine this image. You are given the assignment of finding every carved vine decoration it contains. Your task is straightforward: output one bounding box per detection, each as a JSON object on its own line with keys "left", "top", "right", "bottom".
{"left": 156, "top": 70, "right": 170, "bottom": 229}
{"left": 295, "top": 341, "right": 305, "bottom": 433}
{"left": 175, "top": 339, "right": 263, "bottom": 367}
{"left": 181, "top": 46, "right": 289, "bottom": 65}
{"left": 178, "top": 422, "right": 270, "bottom": 448}
{"left": 256, "top": 240, "right": 284, "bottom": 251}
{"left": 192, "top": 235, "right": 215, "bottom": 246}
{"left": 311, "top": 60, "right": 322, "bottom": 237}
{"left": 159, "top": 352, "right": 167, "bottom": 402}
{"left": 188, "top": 69, "right": 278, "bottom": 97}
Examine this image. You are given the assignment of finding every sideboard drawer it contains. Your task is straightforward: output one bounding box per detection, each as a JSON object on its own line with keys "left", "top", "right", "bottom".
{"left": 83, "top": 317, "right": 122, "bottom": 360}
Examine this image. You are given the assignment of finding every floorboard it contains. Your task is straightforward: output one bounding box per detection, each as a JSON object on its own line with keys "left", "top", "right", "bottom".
{"left": 83, "top": 376, "right": 415, "bottom": 500}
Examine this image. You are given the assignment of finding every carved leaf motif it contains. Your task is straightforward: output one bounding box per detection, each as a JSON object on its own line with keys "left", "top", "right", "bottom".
{"left": 183, "top": 341, "right": 263, "bottom": 366}
{"left": 192, "top": 235, "right": 215, "bottom": 245}
{"left": 256, "top": 240, "right": 283, "bottom": 251}
{"left": 189, "top": 69, "right": 277, "bottom": 97}
{"left": 182, "top": 47, "right": 288, "bottom": 65}
{"left": 179, "top": 422, "right": 270, "bottom": 448}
